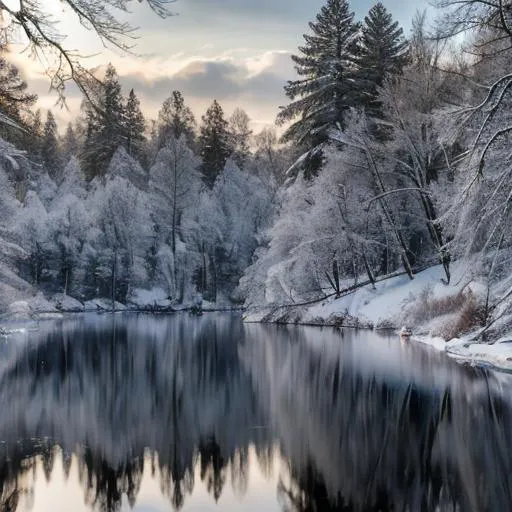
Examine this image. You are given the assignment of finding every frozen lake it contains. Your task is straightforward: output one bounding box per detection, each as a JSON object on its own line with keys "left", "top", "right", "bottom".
{"left": 0, "top": 313, "right": 511, "bottom": 511}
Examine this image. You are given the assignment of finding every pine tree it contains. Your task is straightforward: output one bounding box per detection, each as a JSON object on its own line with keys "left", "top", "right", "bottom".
{"left": 229, "top": 108, "right": 252, "bottom": 169}
{"left": 26, "top": 109, "right": 43, "bottom": 161}
{"left": 124, "top": 88, "right": 146, "bottom": 159}
{"left": 82, "top": 63, "right": 125, "bottom": 179}
{"left": 157, "top": 91, "right": 196, "bottom": 148}
{"left": 277, "top": 0, "right": 360, "bottom": 176}
{"left": 63, "top": 122, "right": 79, "bottom": 158}
{"left": 199, "top": 100, "right": 231, "bottom": 188}
{"left": 42, "top": 110, "right": 63, "bottom": 182}
{"left": 357, "top": 2, "right": 409, "bottom": 117}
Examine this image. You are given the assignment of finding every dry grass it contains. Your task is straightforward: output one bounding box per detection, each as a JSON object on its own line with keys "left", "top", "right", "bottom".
{"left": 410, "top": 286, "right": 486, "bottom": 340}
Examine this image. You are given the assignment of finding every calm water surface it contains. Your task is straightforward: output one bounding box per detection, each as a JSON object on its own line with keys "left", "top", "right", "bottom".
{"left": 0, "top": 313, "right": 512, "bottom": 511}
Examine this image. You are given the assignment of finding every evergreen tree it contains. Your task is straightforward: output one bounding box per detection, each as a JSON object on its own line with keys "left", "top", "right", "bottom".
{"left": 63, "top": 122, "right": 79, "bottom": 158}
{"left": 357, "top": 2, "right": 409, "bottom": 117}
{"left": 42, "top": 110, "right": 63, "bottom": 182}
{"left": 124, "top": 88, "right": 146, "bottom": 159}
{"left": 229, "top": 108, "right": 252, "bottom": 169}
{"left": 82, "top": 63, "right": 125, "bottom": 180}
{"left": 157, "top": 91, "right": 196, "bottom": 149}
{"left": 277, "top": 0, "right": 360, "bottom": 176}
{"left": 27, "top": 109, "right": 43, "bottom": 161}
{"left": 199, "top": 100, "right": 231, "bottom": 188}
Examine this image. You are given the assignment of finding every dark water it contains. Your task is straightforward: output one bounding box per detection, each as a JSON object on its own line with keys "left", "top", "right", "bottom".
{"left": 0, "top": 314, "right": 512, "bottom": 511}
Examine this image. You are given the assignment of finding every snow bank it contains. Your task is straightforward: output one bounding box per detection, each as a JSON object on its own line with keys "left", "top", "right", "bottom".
{"left": 244, "top": 263, "right": 512, "bottom": 372}
{"left": 245, "top": 265, "right": 465, "bottom": 328}
{"left": 84, "top": 299, "right": 127, "bottom": 311}
{"left": 443, "top": 338, "right": 512, "bottom": 372}
{"left": 128, "top": 287, "right": 172, "bottom": 310}
{"left": 6, "top": 300, "right": 31, "bottom": 320}
{"left": 53, "top": 294, "right": 84, "bottom": 312}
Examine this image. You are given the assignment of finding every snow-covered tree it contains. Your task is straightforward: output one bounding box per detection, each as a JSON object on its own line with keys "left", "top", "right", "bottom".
{"left": 124, "top": 88, "right": 146, "bottom": 160}
{"left": 199, "top": 100, "right": 231, "bottom": 188}
{"left": 238, "top": 173, "right": 315, "bottom": 306}
{"left": 229, "top": 108, "right": 252, "bottom": 169}
{"left": 90, "top": 175, "right": 150, "bottom": 305}
{"left": 17, "top": 192, "right": 51, "bottom": 287}
{"left": 277, "top": 0, "right": 360, "bottom": 177}
{"left": 209, "top": 162, "right": 272, "bottom": 294}
{"left": 62, "top": 122, "right": 79, "bottom": 159}
{"left": 0, "top": 139, "right": 33, "bottom": 308}
{"left": 149, "top": 136, "right": 201, "bottom": 301}
{"left": 82, "top": 64, "right": 125, "bottom": 180}
{"left": 356, "top": 2, "right": 409, "bottom": 118}
{"left": 49, "top": 193, "right": 91, "bottom": 296}
{"left": 41, "top": 110, "right": 63, "bottom": 182}
{"left": 157, "top": 91, "right": 196, "bottom": 150}
{"left": 108, "top": 146, "right": 148, "bottom": 191}
{"left": 57, "top": 157, "right": 87, "bottom": 200}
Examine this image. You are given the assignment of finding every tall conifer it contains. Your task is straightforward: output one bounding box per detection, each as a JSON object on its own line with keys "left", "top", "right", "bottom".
{"left": 199, "top": 100, "right": 231, "bottom": 188}
{"left": 277, "top": 0, "right": 360, "bottom": 176}
{"left": 124, "top": 88, "right": 146, "bottom": 159}
{"left": 357, "top": 2, "right": 409, "bottom": 117}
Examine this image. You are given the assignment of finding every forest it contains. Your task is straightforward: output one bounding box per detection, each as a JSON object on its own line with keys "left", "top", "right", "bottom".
{"left": 0, "top": 0, "right": 512, "bottom": 338}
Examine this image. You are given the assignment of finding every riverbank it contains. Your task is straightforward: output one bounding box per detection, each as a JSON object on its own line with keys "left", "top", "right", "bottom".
{"left": 1, "top": 286, "right": 240, "bottom": 322}
{"left": 244, "top": 263, "right": 512, "bottom": 371}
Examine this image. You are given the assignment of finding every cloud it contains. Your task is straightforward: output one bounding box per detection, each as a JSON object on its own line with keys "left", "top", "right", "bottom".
{"left": 12, "top": 46, "right": 292, "bottom": 130}
{"left": 121, "top": 52, "right": 291, "bottom": 122}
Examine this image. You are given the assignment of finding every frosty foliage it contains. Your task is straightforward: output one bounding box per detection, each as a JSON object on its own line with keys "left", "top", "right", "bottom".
{"left": 108, "top": 146, "right": 148, "bottom": 191}
{"left": 5, "top": 0, "right": 512, "bottom": 332}
{"left": 148, "top": 136, "right": 201, "bottom": 300}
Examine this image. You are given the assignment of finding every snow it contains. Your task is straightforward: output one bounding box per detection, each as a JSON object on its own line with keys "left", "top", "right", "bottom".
{"left": 53, "top": 294, "right": 84, "bottom": 312}
{"left": 444, "top": 338, "right": 512, "bottom": 372}
{"left": 84, "top": 299, "right": 127, "bottom": 311}
{"left": 244, "top": 262, "right": 512, "bottom": 372}
{"left": 246, "top": 265, "right": 459, "bottom": 326}
{"left": 6, "top": 300, "right": 31, "bottom": 320}
{"left": 128, "top": 287, "right": 172, "bottom": 309}
{"left": 27, "top": 292, "right": 55, "bottom": 313}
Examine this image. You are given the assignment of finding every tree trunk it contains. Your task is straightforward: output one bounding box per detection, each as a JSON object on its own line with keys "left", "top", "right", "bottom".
{"left": 364, "top": 147, "right": 414, "bottom": 279}
{"left": 111, "top": 248, "right": 117, "bottom": 311}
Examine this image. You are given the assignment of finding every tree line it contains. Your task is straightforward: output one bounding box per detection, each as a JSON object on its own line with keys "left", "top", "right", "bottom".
{"left": 1, "top": 0, "right": 511, "bottom": 328}
{"left": 0, "top": 57, "right": 292, "bottom": 308}
{"left": 241, "top": 0, "right": 512, "bottom": 338}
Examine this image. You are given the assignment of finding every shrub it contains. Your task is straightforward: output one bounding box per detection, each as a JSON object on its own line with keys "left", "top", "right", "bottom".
{"left": 409, "top": 286, "right": 486, "bottom": 340}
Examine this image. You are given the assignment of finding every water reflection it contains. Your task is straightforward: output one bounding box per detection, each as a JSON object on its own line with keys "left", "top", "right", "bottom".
{"left": 0, "top": 314, "right": 511, "bottom": 511}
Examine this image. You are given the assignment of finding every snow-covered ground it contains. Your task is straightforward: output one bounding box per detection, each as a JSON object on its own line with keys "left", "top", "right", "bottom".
{"left": 0, "top": 286, "right": 239, "bottom": 322}
{"left": 244, "top": 263, "right": 512, "bottom": 372}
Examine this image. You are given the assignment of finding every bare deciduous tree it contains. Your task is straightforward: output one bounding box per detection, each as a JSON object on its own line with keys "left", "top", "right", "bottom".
{"left": 0, "top": 1, "right": 174, "bottom": 101}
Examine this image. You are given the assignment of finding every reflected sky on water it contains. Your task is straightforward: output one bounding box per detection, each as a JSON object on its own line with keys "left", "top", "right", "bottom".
{"left": 0, "top": 313, "right": 512, "bottom": 511}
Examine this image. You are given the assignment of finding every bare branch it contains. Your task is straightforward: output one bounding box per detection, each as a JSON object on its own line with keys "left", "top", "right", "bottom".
{"left": 0, "top": 1, "right": 175, "bottom": 103}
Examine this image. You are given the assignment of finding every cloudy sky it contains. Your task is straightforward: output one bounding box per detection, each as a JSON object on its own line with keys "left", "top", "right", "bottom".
{"left": 16, "top": 0, "right": 428, "bottom": 132}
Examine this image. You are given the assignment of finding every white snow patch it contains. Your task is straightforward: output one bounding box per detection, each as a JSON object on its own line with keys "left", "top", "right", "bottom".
{"left": 6, "top": 300, "right": 31, "bottom": 320}
{"left": 84, "top": 299, "right": 127, "bottom": 311}
{"left": 412, "top": 335, "right": 448, "bottom": 352}
{"left": 53, "top": 294, "right": 84, "bottom": 312}
{"left": 303, "top": 265, "right": 455, "bottom": 328}
{"left": 128, "top": 287, "right": 171, "bottom": 308}
{"left": 444, "top": 338, "right": 512, "bottom": 372}
{"left": 28, "top": 292, "right": 54, "bottom": 313}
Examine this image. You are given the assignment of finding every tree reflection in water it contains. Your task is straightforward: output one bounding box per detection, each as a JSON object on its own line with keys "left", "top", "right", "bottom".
{"left": 0, "top": 314, "right": 510, "bottom": 511}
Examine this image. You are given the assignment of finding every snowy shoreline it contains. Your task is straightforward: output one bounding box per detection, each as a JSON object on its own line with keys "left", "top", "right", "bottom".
{"left": 3, "top": 264, "right": 512, "bottom": 373}
{"left": 0, "top": 288, "right": 244, "bottom": 324}
{"left": 243, "top": 263, "right": 512, "bottom": 372}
